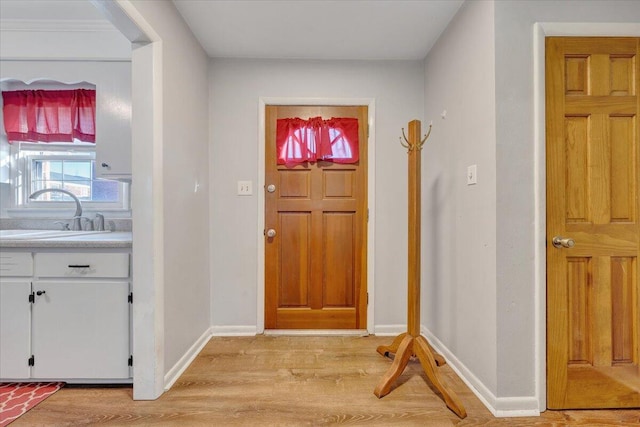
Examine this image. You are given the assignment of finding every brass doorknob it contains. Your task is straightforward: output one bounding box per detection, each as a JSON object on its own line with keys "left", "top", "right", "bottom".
{"left": 552, "top": 236, "right": 575, "bottom": 248}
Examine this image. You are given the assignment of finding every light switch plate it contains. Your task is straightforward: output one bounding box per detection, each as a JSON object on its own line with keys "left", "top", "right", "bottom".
{"left": 237, "top": 180, "right": 253, "bottom": 195}
{"left": 467, "top": 165, "right": 477, "bottom": 185}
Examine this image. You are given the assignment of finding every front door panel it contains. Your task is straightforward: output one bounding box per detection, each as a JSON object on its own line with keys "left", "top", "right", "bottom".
{"left": 265, "top": 105, "right": 368, "bottom": 329}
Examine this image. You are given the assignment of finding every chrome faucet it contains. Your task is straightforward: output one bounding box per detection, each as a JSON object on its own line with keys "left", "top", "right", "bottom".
{"left": 29, "top": 188, "right": 83, "bottom": 231}
{"left": 93, "top": 213, "right": 105, "bottom": 231}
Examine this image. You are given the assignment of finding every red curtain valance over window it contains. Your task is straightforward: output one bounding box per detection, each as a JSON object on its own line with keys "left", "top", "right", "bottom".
{"left": 276, "top": 117, "right": 359, "bottom": 165}
{"left": 2, "top": 89, "right": 96, "bottom": 143}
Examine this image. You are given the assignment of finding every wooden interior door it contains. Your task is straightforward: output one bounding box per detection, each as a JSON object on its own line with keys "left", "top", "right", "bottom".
{"left": 546, "top": 37, "right": 640, "bottom": 409}
{"left": 265, "top": 105, "right": 368, "bottom": 329}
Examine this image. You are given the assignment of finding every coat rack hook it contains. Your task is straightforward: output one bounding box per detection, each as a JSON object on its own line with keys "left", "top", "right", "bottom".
{"left": 417, "top": 124, "right": 433, "bottom": 150}
{"left": 400, "top": 128, "right": 411, "bottom": 151}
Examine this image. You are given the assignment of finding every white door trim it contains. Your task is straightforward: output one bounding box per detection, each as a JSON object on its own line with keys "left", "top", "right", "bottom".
{"left": 257, "top": 97, "right": 376, "bottom": 334}
{"left": 533, "top": 22, "right": 640, "bottom": 411}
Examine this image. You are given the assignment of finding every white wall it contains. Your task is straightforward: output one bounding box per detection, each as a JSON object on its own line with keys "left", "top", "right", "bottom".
{"left": 128, "top": 0, "right": 210, "bottom": 375}
{"left": 421, "top": 0, "right": 640, "bottom": 414}
{"left": 494, "top": 0, "right": 640, "bottom": 401}
{"left": 209, "top": 59, "right": 424, "bottom": 330}
{"left": 422, "top": 0, "right": 497, "bottom": 398}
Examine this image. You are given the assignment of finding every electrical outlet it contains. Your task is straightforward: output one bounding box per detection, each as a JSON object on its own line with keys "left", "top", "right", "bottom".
{"left": 237, "top": 180, "right": 253, "bottom": 195}
{"left": 467, "top": 165, "right": 477, "bottom": 185}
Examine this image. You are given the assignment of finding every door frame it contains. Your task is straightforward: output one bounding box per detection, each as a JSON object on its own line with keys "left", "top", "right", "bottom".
{"left": 535, "top": 23, "right": 640, "bottom": 411}
{"left": 257, "top": 97, "right": 376, "bottom": 334}
{"left": 90, "top": 0, "right": 165, "bottom": 400}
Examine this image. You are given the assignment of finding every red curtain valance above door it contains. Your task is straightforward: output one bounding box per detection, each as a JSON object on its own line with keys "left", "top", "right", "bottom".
{"left": 276, "top": 116, "right": 359, "bottom": 165}
{"left": 2, "top": 89, "right": 96, "bottom": 143}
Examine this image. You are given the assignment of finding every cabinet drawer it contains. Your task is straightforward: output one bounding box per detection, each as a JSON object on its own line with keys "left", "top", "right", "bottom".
{"left": 35, "top": 253, "right": 129, "bottom": 278}
{"left": 0, "top": 252, "right": 33, "bottom": 277}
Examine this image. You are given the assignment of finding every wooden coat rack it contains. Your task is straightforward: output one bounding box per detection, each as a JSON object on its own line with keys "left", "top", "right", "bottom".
{"left": 373, "top": 120, "right": 466, "bottom": 419}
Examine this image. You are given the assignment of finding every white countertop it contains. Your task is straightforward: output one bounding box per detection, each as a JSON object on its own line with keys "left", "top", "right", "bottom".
{"left": 0, "top": 231, "right": 132, "bottom": 249}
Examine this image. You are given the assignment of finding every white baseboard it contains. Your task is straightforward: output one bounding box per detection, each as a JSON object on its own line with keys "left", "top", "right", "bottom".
{"left": 210, "top": 325, "right": 258, "bottom": 336}
{"left": 493, "top": 397, "right": 541, "bottom": 417}
{"left": 421, "top": 326, "right": 541, "bottom": 417}
{"left": 373, "top": 324, "right": 406, "bottom": 336}
{"left": 164, "top": 327, "right": 212, "bottom": 391}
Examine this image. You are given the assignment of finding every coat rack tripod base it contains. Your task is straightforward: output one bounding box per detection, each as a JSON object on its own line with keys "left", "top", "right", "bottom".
{"left": 373, "top": 120, "right": 467, "bottom": 419}
{"left": 374, "top": 334, "right": 466, "bottom": 418}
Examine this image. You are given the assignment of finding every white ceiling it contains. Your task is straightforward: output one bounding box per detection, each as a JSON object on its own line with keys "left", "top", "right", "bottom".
{"left": 173, "top": 0, "right": 464, "bottom": 60}
{"left": 0, "top": 0, "right": 464, "bottom": 61}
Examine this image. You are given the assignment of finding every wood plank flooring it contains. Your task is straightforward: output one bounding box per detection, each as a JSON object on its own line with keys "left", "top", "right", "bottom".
{"left": 13, "top": 336, "right": 640, "bottom": 426}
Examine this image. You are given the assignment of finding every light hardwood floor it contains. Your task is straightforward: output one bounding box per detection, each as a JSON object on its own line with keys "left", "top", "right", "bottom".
{"left": 14, "top": 336, "right": 640, "bottom": 426}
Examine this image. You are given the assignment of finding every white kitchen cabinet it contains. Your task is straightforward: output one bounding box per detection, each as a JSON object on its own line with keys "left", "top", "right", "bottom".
{"left": 0, "top": 280, "right": 31, "bottom": 379}
{"left": 0, "top": 252, "right": 33, "bottom": 379}
{"left": 31, "top": 280, "right": 130, "bottom": 379}
{"left": 31, "top": 251, "right": 131, "bottom": 380}
{"left": 95, "top": 61, "right": 132, "bottom": 181}
{"left": 0, "top": 249, "right": 132, "bottom": 382}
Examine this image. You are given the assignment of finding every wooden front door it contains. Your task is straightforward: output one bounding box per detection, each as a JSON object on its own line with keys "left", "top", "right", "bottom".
{"left": 546, "top": 37, "right": 640, "bottom": 409}
{"left": 265, "top": 105, "right": 368, "bottom": 329}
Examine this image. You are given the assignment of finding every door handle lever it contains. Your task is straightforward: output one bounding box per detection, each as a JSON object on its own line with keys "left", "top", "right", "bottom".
{"left": 552, "top": 236, "right": 575, "bottom": 248}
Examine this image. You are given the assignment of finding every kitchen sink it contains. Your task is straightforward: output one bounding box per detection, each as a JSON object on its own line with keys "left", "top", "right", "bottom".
{"left": 0, "top": 229, "right": 111, "bottom": 240}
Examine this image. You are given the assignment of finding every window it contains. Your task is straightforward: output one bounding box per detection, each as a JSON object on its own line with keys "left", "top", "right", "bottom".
{"left": 30, "top": 155, "right": 119, "bottom": 203}
{"left": 14, "top": 143, "right": 128, "bottom": 211}
{"left": 276, "top": 117, "right": 359, "bottom": 165}
{"left": 1, "top": 85, "right": 129, "bottom": 214}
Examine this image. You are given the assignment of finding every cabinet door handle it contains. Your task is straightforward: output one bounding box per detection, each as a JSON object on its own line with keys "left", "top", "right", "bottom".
{"left": 68, "top": 264, "right": 91, "bottom": 268}
{"left": 36, "top": 290, "right": 46, "bottom": 296}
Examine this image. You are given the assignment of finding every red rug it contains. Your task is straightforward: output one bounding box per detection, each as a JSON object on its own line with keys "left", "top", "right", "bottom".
{"left": 0, "top": 382, "right": 64, "bottom": 426}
